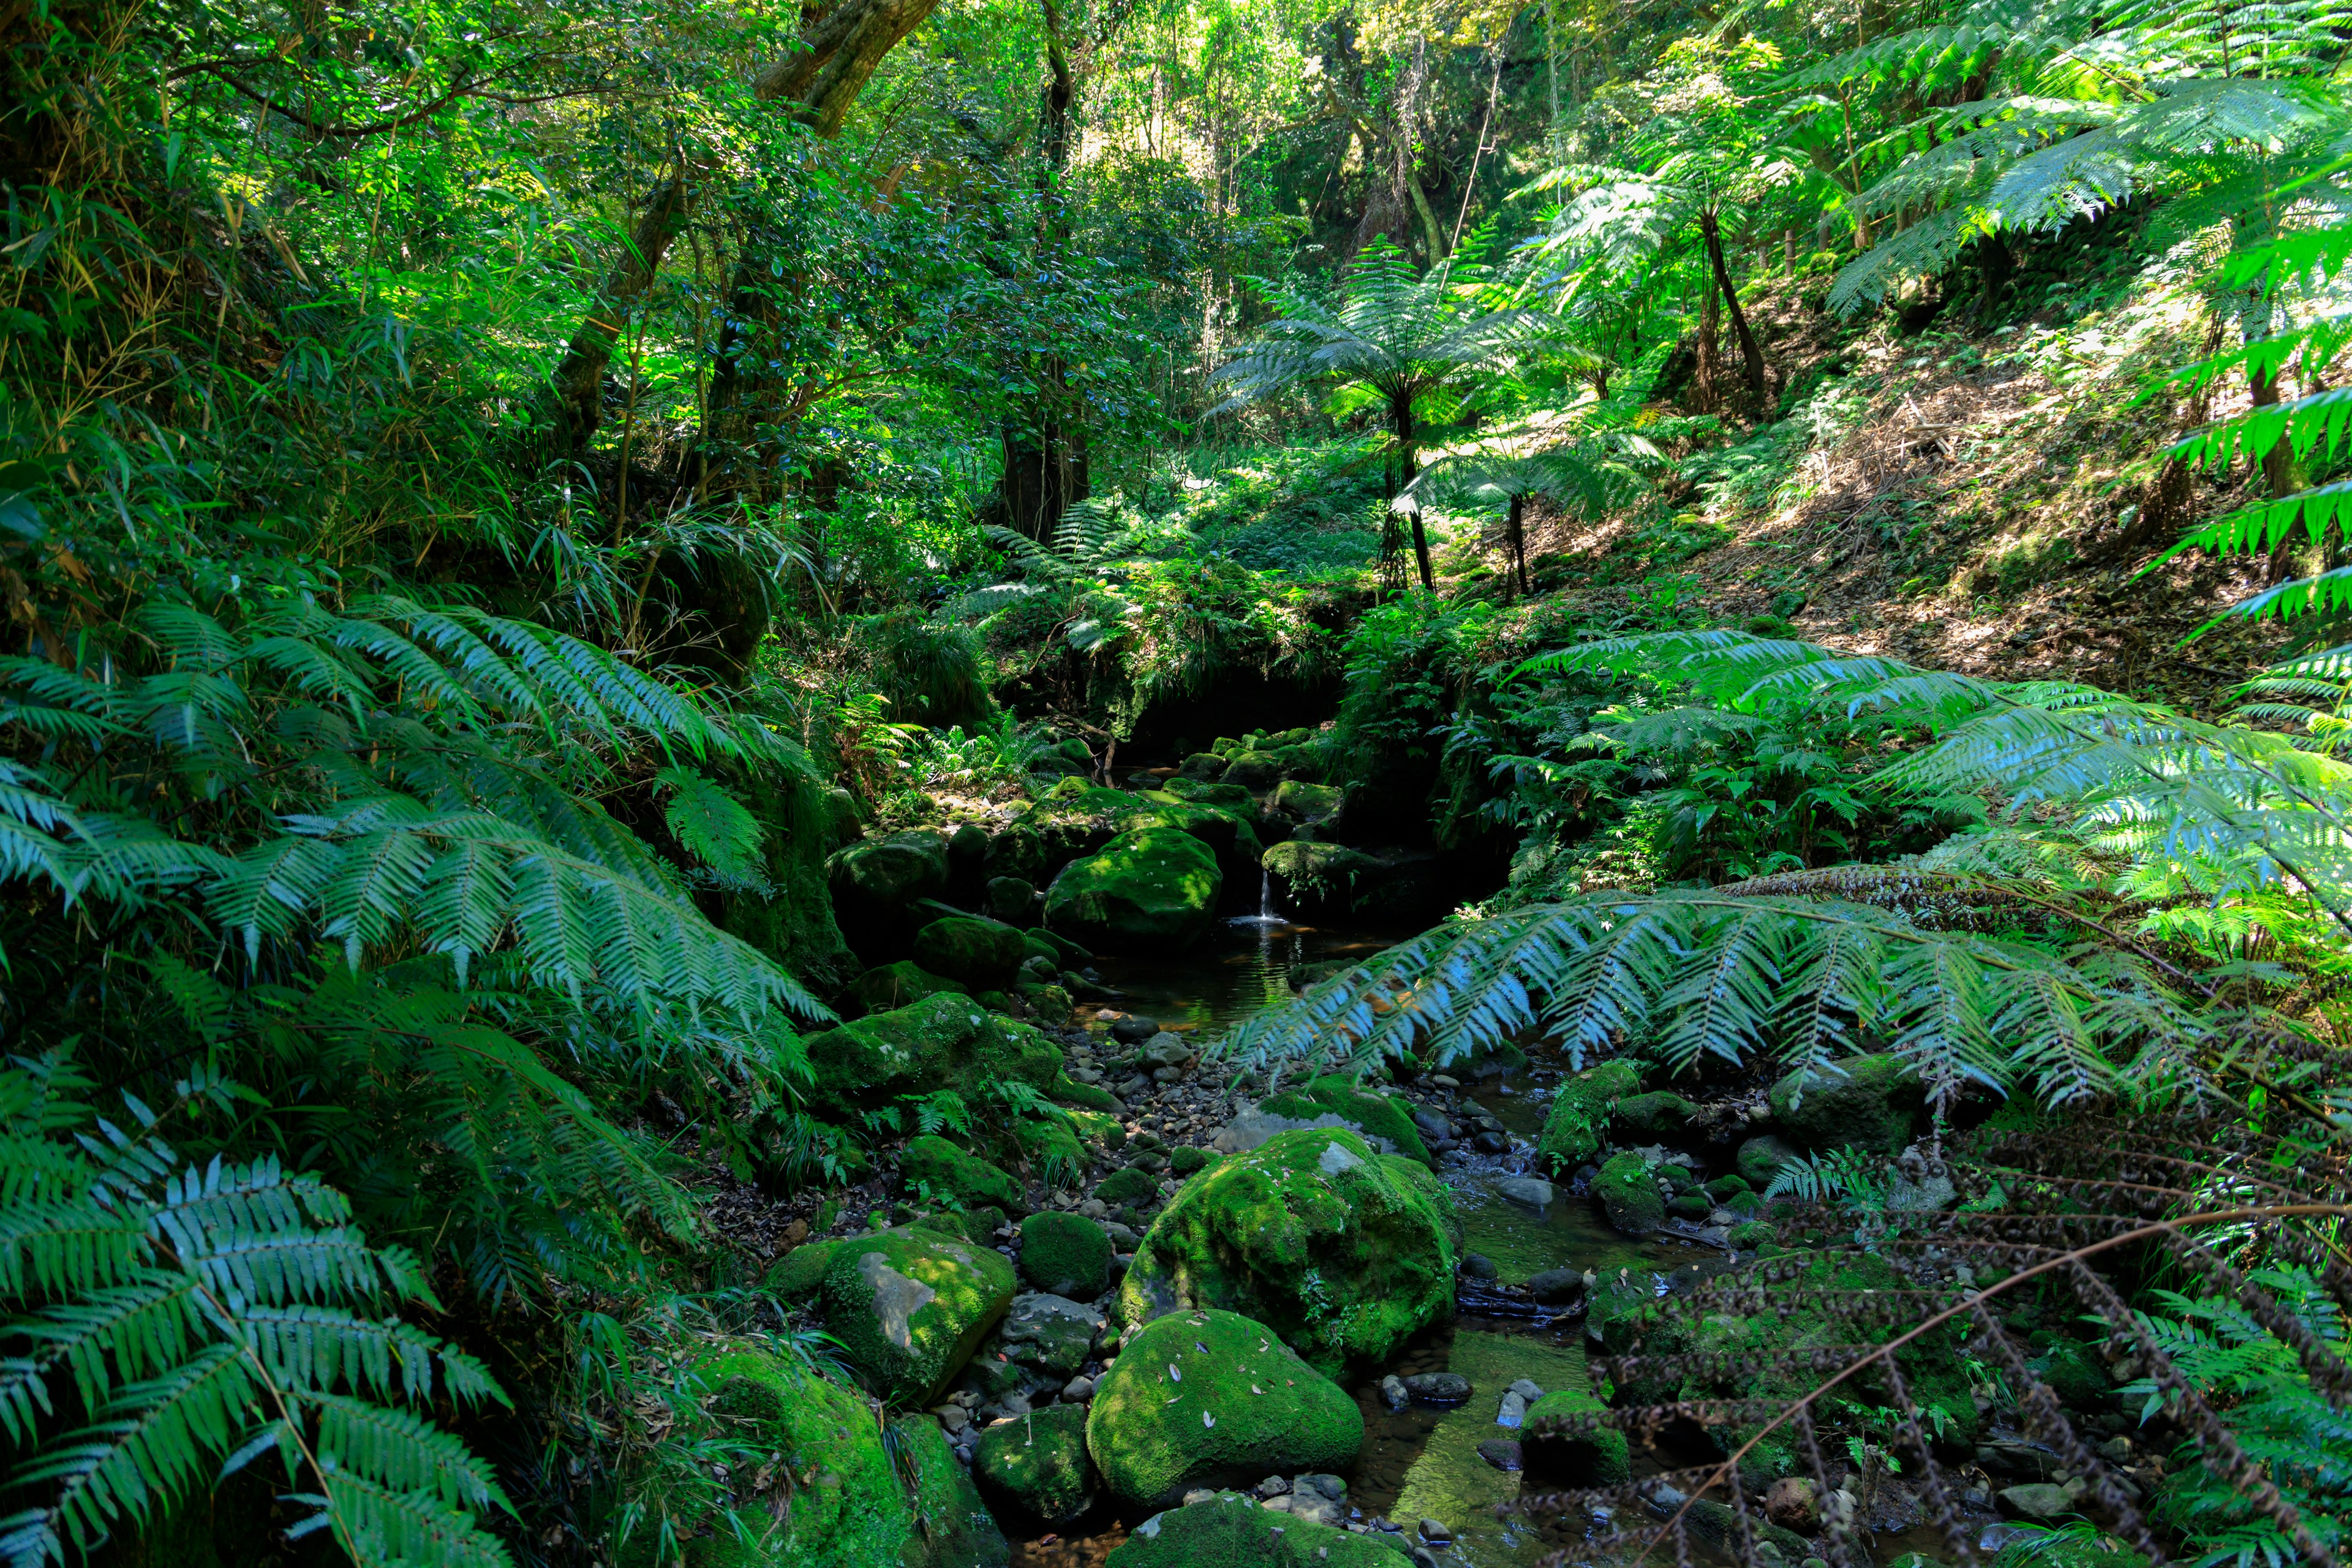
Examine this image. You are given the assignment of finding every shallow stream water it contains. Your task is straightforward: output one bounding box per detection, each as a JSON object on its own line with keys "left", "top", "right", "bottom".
{"left": 1013, "top": 913, "right": 1722, "bottom": 1568}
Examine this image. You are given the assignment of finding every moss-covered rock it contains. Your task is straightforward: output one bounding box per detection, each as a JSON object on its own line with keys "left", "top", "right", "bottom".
{"left": 1768, "top": 1054, "right": 1923, "bottom": 1153}
{"left": 1727, "top": 1221, "right": 1777, "bottom": 1250}
{"left": 1044, "top": 827, "right": 1223, "bottom": 953}
{"left": 1736, "top": 1133, "right": 1803, "bottom": 1189}
{"left": 974, "top": 1404, "right": 1097, "bottom": 1528}
{"left": 1020, "top": 1211, "right": 1112, "bottom": 1298}
{"left": 1270, "top": 779, "right": 1344, "bottom": 823}
{"left": 1705, "top": 1174, "right": 1752, "bottom": 1200}
{"left": 1096, "top": 1166, "right": 1159, "bottom": 1207}
{"left": 1118, "top": 1128, "right": 1455, "bottom": 1374}
{"left": 1085, "top": 1308, "right": 1363, "bottom": 1508}
{"left": 644, "top": 1343, "right": 1008, "bottom": 1568}
{"left": 719, "top": 769, "right": 858, "bottom": 997}
{"left": 1594, "top": 1152, "right": 1665, "bottom": 1236}
{"left": 1025, "top": 926, "right": 1093, "bottom": 968}
{"left": 1261, "top": 839, "right": 1382, "bottom": 919}
{"left": 1611, "top": 1090, "right": 1700, "bottom": 1139}
{"left": 801, "top": 993, "right": 1061, "bottom": 1123}
{"left": 1104, "top": 1494, "right": 1411, "bottom": 1567}
{"left": 827, "top": 830, "right": 949, "bottom": 927}
{"left": 1537, "top": 1060, "right": 1643, "bottom": 1174}
{"left": 763, "top": 1240, "right": 842, "bottom": 1301}
{"left": 1258, "top": 1074, "right": 1434, "bottom": 1169}
{"left": 1168, "top": 1146, "right": 1218, "bottom": 1177}
{"left": 1523, "top": 1389, "right": 1630, "bottom": 1486}
{"left": 1013, "top": 1113, "right": 1087, "bottom": 1182}
{"left": 1221, "top": 750, "right": 1283, "bottom": 790}
{"left": 849, "top": 960, "right": 968, "bottom": 1014}
{"left": 1050, "top": 1072, "right": 1123, "bottom": 1114}
{"left": 820, "top": 1227, "right": 1017, "bottom": 1406}
{"left": 911, "top": 916, "right": 1029, "bottom": 990}
{"left": 904, "top": 1134, "right": 1025, "bottom": 1211}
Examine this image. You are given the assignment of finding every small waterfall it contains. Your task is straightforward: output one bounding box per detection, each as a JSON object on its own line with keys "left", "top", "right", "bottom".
{"left": 1228, "top": 864, "right": 1284, "bottom": 927}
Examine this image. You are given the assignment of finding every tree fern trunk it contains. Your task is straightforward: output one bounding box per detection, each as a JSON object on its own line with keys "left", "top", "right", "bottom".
{"left": 1700, "top": 208, "right": 1767, "bottom": 410}
{"left": 1509, "top": 492, "right": 1529, "bottom": 597}
{"left": 1396, "top": 398, "right": 1434, "bottom": 590}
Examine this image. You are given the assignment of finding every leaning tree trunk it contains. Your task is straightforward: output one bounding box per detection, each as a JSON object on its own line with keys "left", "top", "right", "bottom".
{"left": 1507, "top": 492, "right": 1529, "bottom": 598}
{"left": 547, "top": 0, "right": 941, "bottom": 448}
{"left": 1699, "top": 208, "right": 1767, "bottom": 412}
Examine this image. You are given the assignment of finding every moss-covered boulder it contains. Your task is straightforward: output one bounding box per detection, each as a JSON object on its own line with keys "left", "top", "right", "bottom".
{"left": 1736, "top": 1133, "right": 1803, "bottom": 1189}
{"left": 1020, "top": 1211, "right": 1112, "bottom": 1298}
{"left": 1044, "top": 827, "right": 1223, "bottom": 954}
{"left": 1594, "top": 1152, "right": 1665, "bottom": 1236}
{"left": 1768, "top": 1054, "right": 1923, "bottom": 1153}
{"left": 652, "top": 1343, "right": 1008, "bottom": 1568}
{"left": 1537, "top": 1060, "right": 1643, "bottom": 1174}
{"left": 1270, "top": 779, "right": 1344, "bottom": 823}
{"left": 827, "top": 831, "right": 949, "bottom": 927}
{"left": 1118, "top": 1128, "right": 1454, "bottom": 1374}
{"left": 1013, "top": 1113, "right": 1087, "bottom": 1182}
{"left": 911, "top": 915, "right": 1029, "bottom": 990}
{"left": 718, "top": 770, "right": 859, "bottom": 997}
{"left": 1523, "top": 1389, "right": 1630, "bottom": 1487}
{"left": 1611, "top": 1090, "right": 1700, "bottom": 1139}
{"left": 904, "top": 1135, "right": 1025, "bottom": 1212}
{"left": 1085, "top": 1308, "right": 1363, "bottom": 1508}
{"left": 849, "top": 960, "right": 968, "bottom": 1014}
{"left": 1105, "top": 1493, "right": 1412, "bottom": 1567}
{"left": 764, "top": 1240, "right": 842, "bottom": 1302}
{"left": 1258, "top": 1074, "right": 1434, "bottom": 1169}
{"left": 820, "top": 1227, "right": 1017, "bottom": 1406}
{"left": 974, "top": 1404, "right": 1097, "bottom": 1528}
{"left": 1024, "top": 925, "right": 1092, "bottom": 968}
{"left": 1261, "top": 840, "right": 1382, "bottom": 919}
{"left": 801, "top": 993, "right": 1061, "bottom": 1121}
{"left": 1096, "top": 1166, "right": 1160, "bottom": 1207}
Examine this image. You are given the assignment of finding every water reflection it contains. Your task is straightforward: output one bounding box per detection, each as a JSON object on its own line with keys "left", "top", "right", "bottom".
{"left": 1083, "top": 918, "right": 1411, "bottom": 1040}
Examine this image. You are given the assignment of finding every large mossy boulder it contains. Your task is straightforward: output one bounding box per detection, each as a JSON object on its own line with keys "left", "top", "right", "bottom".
{"left": 1768, "top": 1054, "right": 1923, "bottom": 1153}
{"left": 904, "top": 1135, "right": 1025, "bottom": 1211}
{"left": 1044, "top": 827, "right": 1223, "bottom": 954}
{"left": 1257, "top": 1074, "right": 1434, "bottom": 1169}
{"left": 849, "top": 960, "right": 968, "bottom": 1014}
{"left": 827, "top": 830, "right": 949, "bottom": 929}
{"left": 911, "top": 915, "right": 1029, "bottom": 990}
{"left": 646, "top": 1343, "right": 1007, "bottom": 1568}
{"left": 1020, "top": 1211, "right": 1112, "bottom": 1298}
{"left": 801, "top": 993, "right": 1060, "bottom": 1121}
{"left": 1270, "top": 779, "right": 1343, "bottom": 823}
{"left": 1611, "top": 1090, "right": 1700, "bottom": 1140}
{"left": 1261, "top": 840, "right": 1381, "bottom": 919}
{"left": 1593, "top": 1151, "right": 1665, "bottom": 1236}
{"left": 1085, "top": 1308, "right": 1362, "bottom": 1508}
{"left": 1118, "top": 1128, "right": 1454, "bottom": 1374}
{"left": 974, "top": 1404, "right": 1097, "bottom": 1528}
{"left": 1105, "top": 1493, "right": 1411, "bottom": 1567}
{"left": 819, "top": 1227, "right": 1017, "bottom": 1406}
{"left": 1537, "top": 1060, "right": 1643, "bottom": 1174}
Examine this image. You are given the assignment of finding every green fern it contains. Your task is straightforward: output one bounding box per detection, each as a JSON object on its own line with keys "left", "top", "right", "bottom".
{"left": 0, "top": 1054, "right": 512, "bottom": 1568}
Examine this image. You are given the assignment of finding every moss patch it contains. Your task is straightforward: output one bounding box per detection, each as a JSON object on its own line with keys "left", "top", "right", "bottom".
{"left": 1085, "top": 1307, "right": 1362, "bottom": 1507}
{"left": 1537, "top": 1060, "right": 1642, "bottom": 1174}
{"left": 763, "top": 1240, "right": 842, "bottom": 1301}
{"left": 1594, "top": 1152, "right": 1665, "bottom": 1235}
{"left": 1767, "top": 1054, "right": 1923, "bottom": 1153}
{"left": 1259, "top": 1074, "right": 1434, "bottom": 1169}
{"left": 903, "top": 1134, "right": 1024, "bottom": 1211}
{"left": 1020, "top": 1212, "right": 1112, "bottom": 1298}
{"left": 819, "top": 1227, "right": 1017, "bottom": 1406}
{"left": 1044, "top": 827, "right": 1224, "bottom": 954}
{"left": 974, "top": 1404, "right": 1096, "bottom": 1528}
{"left": 1105, "top": 1494, "right": 1411, "bottom": 1567}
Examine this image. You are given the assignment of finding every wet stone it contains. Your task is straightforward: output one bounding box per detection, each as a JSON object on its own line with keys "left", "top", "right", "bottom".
{"left": 1476, "top": 1439, "right": 1522, "bottom": 1472}
{"left": 1403, "top": 1373, "right": 1472, "bottom": 1405}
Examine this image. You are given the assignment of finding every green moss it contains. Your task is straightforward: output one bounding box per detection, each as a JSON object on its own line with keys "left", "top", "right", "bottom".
{"left": 1104, "top": 1494, "right": 1411, "bottom": 1567}
{"left": 1525, "top": 1389, "right": 1630, "bottom": 1485}
{"left": 1388, "top": 1327, "right": 1587, "bottom": 1559}
{"left": 1257, "top": 1073, "right": 1434, "bottom": 1168}
{"left": 1594, "top": 1152, "right": 1665, "bottom": 1235}
{"left": 1537, "top": 1060, "right": 1643, "bottom": 1174}
{"left": 903, "top": 1134, "right": 1024, "bottom": 1211}
{"left": 1768, "top": 1054, "right": 1923, "bottom": 1153}
{"left": 1612, "top": 1090, "right": 1699, "bottom": 1138}
{"left": 1084, "top": 1307, "right": 1362, "bottom": 1507}
{"left": 1668, "top": 1191, "right": 1712, "bottom": 1219}
{"left": 849, "top": 960, "right": 969, "bottom": 1015}
{"left": 974, "top": 1404, "right": 1096, "bottom": 1528}
{"left": 1168, "top": 1146, "right": 1218, "bottom": 1176}
{"left": 1020, "top": 1212, "right": 1112, "bottom": 1298}
{"left": 718, "top": 769, "right": 858, "bottom": 995}
{"left": 1118, "top": 1128, "right": 1455, "bottom": 1375}
{"left": 641, "top": 1344, "right": 1008, "bottom": 1568}
{"left": 912, "top": 915, "right": 1028, "bottom": 990}
{"left": 1050, "top": 1072, "right": 1122, "bottom": 1113}
{"left": 1705, "top": 1174, "right": 1752, "bottom": 1200}
{"left": 763, "top": 1240, "right": 843, "bottom": 1301}
{"left": 1736, "top": 1133, "right": 1801, "bottom": 1189}
{"left": 1044, "top": 827, "right": 1224, "bottom": 953}
{"left": 1727, "top": 1221, "right": 1777, "bottom": 1249}
{"left": 1096, "top": 1166, "right": 1159, "bottom": 1206}
{"left": 818, "top": 1227, "right": 1017, "bottom": 1406}
{"left": 1024, "top": 927, "right": 1093, "bottom": 968}
{"left": 1013, "top": 1113, "right": 1085, "bottom": 1183}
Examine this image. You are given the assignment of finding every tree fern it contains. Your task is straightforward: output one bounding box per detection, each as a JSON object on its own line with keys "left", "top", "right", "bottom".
{"left": 0, "top": 1054, "right": 513, "bottom": 1568}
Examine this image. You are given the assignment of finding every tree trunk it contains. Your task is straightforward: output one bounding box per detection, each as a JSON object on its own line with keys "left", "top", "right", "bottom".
{"left": 1699, "top": 208, "right": 1766, "bottom": 410}
{"left": 546, "top": 0, "right": 941, "bottom": 446}
{"left": 2253, "top": 358, "right": 2309, "bottom": 584}
{"left": 1507, "top": 492, "right": 1529, "bottom": 597}
{"left": 1395, "top": 399, "right": 1434, "bottom": 590}
{"left": 1692, "top": 272, "right": 1721, "bottom": 412}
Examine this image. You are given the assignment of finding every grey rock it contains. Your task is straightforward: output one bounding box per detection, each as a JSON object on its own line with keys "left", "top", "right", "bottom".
{"left": 1110, "top": 1016, "right": 1161, "bottom": 1044}
{"left": 1254, "top": 1474, "right": 1292, "bottom": 1498}
{"left": 1460, "top": 1253, "right": 1499, "bottom": 1281}
{"left": 1380, "top": 1374, "right": 1410, "bottom": 1412}
{"left": 1526, "top": 1268, "right": 1583, "bottom": 1304}
{"left": 1998, "top": 1483, "right": 2075, "bottom": 1521}
{"left": 1403, "top": 1372, "right": 1472, "bottom": 1404}
{"left": 1980, "top": 1525, "right": 2049, "bottom": 1555}
{"left": 1410, "top": 1107, "right": 1451, "bottom": 1139}
{"left": 1061, "top": 1375, "right": 1095, "bottom": 1401}
{"left": 1419, "top": 1518, "right": 1454, "bottom": 1544}
{"left": 1496, "top": 1390, "right": 1528, "bottom": 1428}
{"left": 1212, "top": 1106, "right": 1411, "bottom": 1158}
{"left": 1496, "top": 1177, "right": 1555, "bottom": 1208}
{"left": 1507, "top": 1379, "right": 1545, "bottom": 1402}
{"left": 1477, "top": 1439, "right": 1523, "bottom": 1471}
{"left": 1472, "top": 1131, "right": 1509, "bottom": 1155}
{"left": 1297, "top": 1473, "right": 1348, "bottom": 1501}
{"left": 1135, "top": 1031, "right": 1191, "bottom": 1070}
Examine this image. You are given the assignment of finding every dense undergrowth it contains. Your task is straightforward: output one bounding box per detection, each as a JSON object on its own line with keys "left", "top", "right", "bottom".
{"left": 5, "top": 0, "right": 2352, "bottom": 1556}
